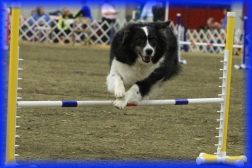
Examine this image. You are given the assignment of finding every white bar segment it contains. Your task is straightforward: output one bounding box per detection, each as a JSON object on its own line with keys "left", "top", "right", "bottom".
{"left": 17, "top": 98, "right": 224, "bottom": 107}
{"left": 165, "top": 1, "right": 169, "bottom": 21}
{"left": 179, "top": 41, "right": 242, "bottom": 48}
{"left": 227, "top": 12, "right": 235, "bottom": 17}
{"left": 188, "top": 98, "right": 223, "bottom": 104}
{"left": 132, "top": 10, "right": 136, "bottom": 20}
{"left": 17, "top": 101, "right": 63, "bottom": 107}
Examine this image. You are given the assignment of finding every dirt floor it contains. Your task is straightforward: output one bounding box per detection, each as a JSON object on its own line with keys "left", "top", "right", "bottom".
{"left": 11, "top": 41, "right": 245, "bottom": 163}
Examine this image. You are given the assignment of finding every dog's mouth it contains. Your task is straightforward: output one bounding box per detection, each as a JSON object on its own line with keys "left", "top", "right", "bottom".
{"left": 138, "top": 52, "right": 152, "bottom": 63}
{"left": 142, "top": 56, "right": 152, "bottom": 63}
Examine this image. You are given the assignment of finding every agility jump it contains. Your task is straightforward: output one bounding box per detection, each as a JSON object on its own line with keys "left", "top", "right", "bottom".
{"left": 177, "top": 13, "right": 248, "bottom": 68}
{"left": 234, "top": 16, "right": 250, "bottom": 70}
{"left": 6, "top": 4, "right": 246, "bottom": 167}
{"left": 176, "top": 13, "right": 187, "bottom": 64}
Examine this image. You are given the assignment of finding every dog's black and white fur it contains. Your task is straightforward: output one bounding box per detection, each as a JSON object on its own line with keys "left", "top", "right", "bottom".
{"left": 106, "top": 21, "right": 180, "bottom": 109}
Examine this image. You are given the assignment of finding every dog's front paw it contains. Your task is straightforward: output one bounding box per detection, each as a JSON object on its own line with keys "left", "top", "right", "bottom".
{"left": 128, "top": 98, "right": 140, "bottom": 106}
{"left": 113, "top": 98, "right": 127, "bottom": 109}
{"left": 114, "top": 85, "right": 125, "bottom": 98}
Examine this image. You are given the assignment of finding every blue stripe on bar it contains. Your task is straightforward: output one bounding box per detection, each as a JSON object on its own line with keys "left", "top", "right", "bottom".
{"left": 62, "top": 101, "right": 78, "bottom": 107}
{"left": 175, "top": 99, "right": 189, "bottom": 105}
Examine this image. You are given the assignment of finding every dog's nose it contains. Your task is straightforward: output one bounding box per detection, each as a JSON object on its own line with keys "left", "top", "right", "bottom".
{"left": 145, "top": 49, "right": 153, "bottom": 55}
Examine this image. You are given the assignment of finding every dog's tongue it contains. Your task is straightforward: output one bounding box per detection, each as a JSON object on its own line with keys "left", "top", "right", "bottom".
{"left": 142, "top": 56, "right": 151, "bottom": 62}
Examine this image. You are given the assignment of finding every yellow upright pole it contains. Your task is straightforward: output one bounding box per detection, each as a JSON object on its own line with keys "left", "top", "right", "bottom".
{"left": 221, "top": 12, "right": 235, "bottom": 153}
{"left": 197, "top": 12, "right": 246, "bottom": 166}
{"left": 6, "top": 4, "right": 20, "bottom": 164}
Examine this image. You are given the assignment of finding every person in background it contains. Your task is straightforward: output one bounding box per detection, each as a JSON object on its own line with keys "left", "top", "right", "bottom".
{"left": 49, "top": 10, "right": 62, "bottom": 16}
{"left": 54, "top": 8, "right": 75, "bottom": 43}
{"left": 221, "top": 8, "right": 230, "bottom": 30}
{"left": 221, "top": 8, "right": 240, "bottom": 56}
{"left": 101, "top": 0, "right": 118, "bottom": 44}
{"left": 152, "top": 1, "right": 165, "bottom": 22}
{"left": 28, "top": 6, "right": 52, "bottom": 26}
{"left": 133, "top": 2, "right": 144, "bottom": 21}
{"left": 101, "top": 0, "right": 118, "bottom": 24}
{"left": 140, "top": 1, "right": 156, "bottom": 22}
{"left": 75, "top": 0, "right": 93, "bottom": 21}
{"left": 30, "top": 10, "right": 36, "bottom": 16}
{"left": 206, "top": 17, "right": 222, "bottom": 31}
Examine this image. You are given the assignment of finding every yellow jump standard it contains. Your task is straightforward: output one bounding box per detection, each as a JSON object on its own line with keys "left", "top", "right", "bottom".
{"left": 5, "top": 7, "right": 246, "bottom": 167}
{"left": 196, "top": 12, "right": 247, "bottom": 167}
{"left": 5, "top": 3, "right": 21, "bottom": 165}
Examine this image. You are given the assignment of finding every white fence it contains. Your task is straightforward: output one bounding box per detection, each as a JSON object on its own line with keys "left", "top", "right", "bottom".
{"left": 18, "top": 16, "right": 129, "bottom": 45}
{"left": 180, "top": 28, "right": 243, "bottom": 54}
{"left": 7, "top": 16, "right": 244, "bottom": 53}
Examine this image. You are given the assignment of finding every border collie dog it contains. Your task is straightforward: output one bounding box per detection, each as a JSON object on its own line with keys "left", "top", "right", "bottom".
{"left": 106, "top": 21, "right": 180, "bottom": 109}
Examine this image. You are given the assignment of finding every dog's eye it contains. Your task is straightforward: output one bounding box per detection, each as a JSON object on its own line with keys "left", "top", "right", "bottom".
{"left": 136, "top": 35, "right": 146, "bottom": 41}
{"left": 150, "top": 38, "right": 157, "bottom": 44}
{"left": 136, "top": 37, "right": 143, "bottom": 42}
{"left": 150, "top": 37, "right": 157, "bottom": 41}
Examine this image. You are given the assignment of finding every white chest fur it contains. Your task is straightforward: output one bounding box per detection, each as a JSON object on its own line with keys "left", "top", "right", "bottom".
{"left": 109, "top": 58, "right": 164, "bottom": 89}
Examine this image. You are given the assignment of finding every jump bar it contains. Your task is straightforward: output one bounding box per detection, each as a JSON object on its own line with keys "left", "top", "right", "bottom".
{"left": 17, "top": 98, "right": 224, "bottom": 107}
{"left": 179, "top": 41, "right": 243, "bottom": 48}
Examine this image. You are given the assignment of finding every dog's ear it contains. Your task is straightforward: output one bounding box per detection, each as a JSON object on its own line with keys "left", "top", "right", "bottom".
{"left": 122, "top": 30, "right": 130, "bottom": 43}
{"left": 121, "top": 23, "right": 136, "bottom": 43}
{"left": 155, "top": 20, "right": 171, "bottom": 29}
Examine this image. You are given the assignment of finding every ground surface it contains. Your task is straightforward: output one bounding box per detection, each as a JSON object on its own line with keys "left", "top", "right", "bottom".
{"left": 11, "top": 41, "right": 245, "bottom": 163}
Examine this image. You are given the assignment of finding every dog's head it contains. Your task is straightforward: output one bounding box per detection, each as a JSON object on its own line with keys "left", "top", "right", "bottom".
{"left": 122, "top": 21, "right": 170, "bottom": 64}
